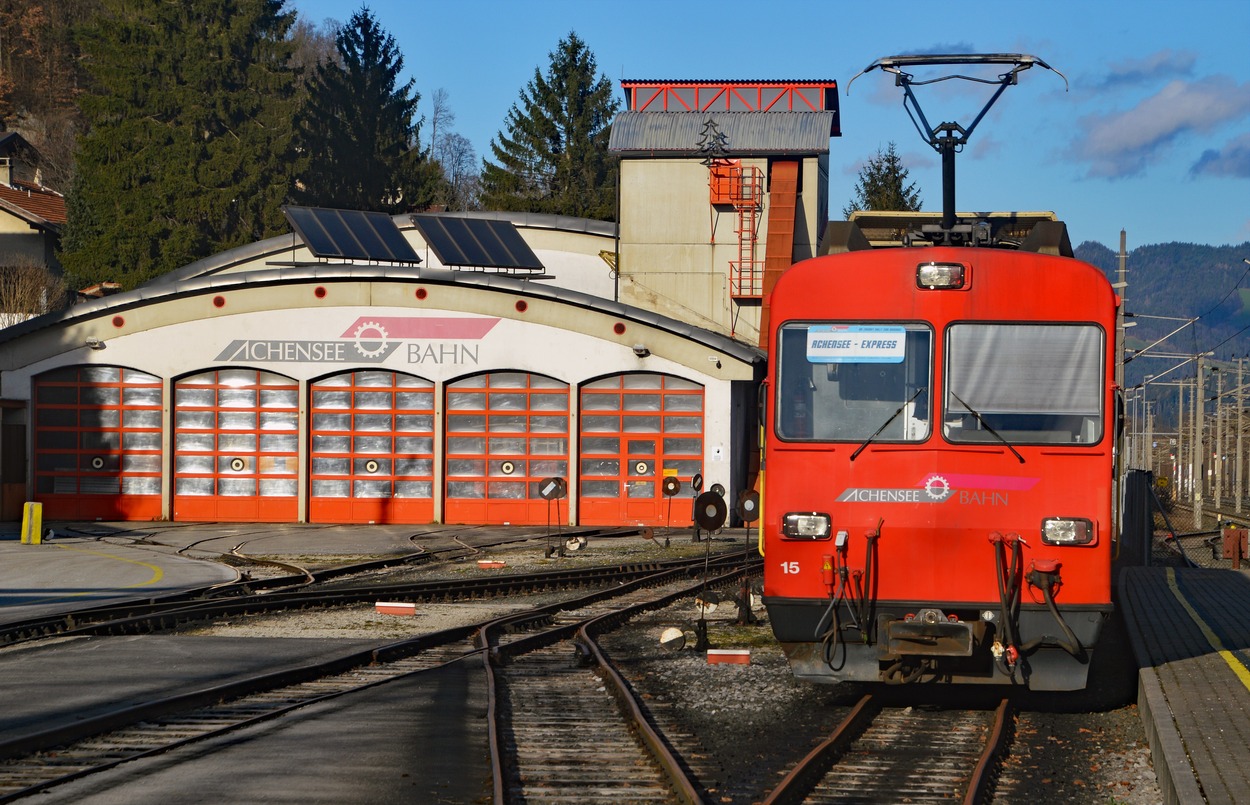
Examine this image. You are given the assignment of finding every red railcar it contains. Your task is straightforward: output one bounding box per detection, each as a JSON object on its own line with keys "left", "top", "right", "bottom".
{"left": 760, "top": 217, "right": 1118, "bottom": 690}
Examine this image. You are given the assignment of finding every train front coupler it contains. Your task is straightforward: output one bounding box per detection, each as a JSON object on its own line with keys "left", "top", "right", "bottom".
{"left": 988, "top": 531, "right": 1026, "bottom": 676}
{"left": 1022, "top": 558, "right": 1086, "bottom": 660}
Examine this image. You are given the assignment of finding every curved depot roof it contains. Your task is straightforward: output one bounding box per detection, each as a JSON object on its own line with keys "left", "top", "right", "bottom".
{"left": 149, "top": 210, "right": 618, "bottom": 287}
{"left": 0, "top": 214, "right": 761, "bottom": 369}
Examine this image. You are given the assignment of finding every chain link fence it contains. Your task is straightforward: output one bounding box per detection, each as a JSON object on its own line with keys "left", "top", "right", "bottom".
{"left": 1132, "top": 469, "right": 1249, "bottom": 570}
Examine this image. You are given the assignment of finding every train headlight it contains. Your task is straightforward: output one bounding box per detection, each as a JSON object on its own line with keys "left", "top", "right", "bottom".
{"left": 1041, "top": 518, "right": 1095, "bottom": 546}
{"left": 781, "top": 512, "right": 832, "bottom": 540}
{"left": 917, "top": 262, "right": 966, "bottom": 289}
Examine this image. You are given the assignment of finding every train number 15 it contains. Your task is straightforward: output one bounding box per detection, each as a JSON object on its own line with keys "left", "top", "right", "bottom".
{"left": 780, "top": 561, "right": 800, "bottom": 574}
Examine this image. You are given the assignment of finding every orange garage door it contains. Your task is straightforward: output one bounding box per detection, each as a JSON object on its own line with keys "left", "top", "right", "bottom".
{"left": 444, "top": 372, "right": 569, "bottom": 525}
{"left": 172, "top": 369, "right": 298, "bottom": 522}
{"left": 309, "top": 370, "right": 435, "bottom": 524}
{"left": 33, "top": 365, "right": 163, "bottom": 520}
{"left": 578, "top": 373, "right": 704, "bottom": 527}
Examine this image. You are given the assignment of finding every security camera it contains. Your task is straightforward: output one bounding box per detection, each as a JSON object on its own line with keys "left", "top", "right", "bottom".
{"left": 632, "top": 344, "right": 650, "bottom": 358}
{"left": 85, "top": 337, "right": 105, "bottom": 350}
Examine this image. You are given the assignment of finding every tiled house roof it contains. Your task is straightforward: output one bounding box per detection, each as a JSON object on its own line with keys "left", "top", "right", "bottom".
{"left": 0, "top": 181, "right": 66, "bottom": 230}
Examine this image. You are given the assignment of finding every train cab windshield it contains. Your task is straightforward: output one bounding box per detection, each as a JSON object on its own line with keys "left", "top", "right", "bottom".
{"left": 944, "top": 323, "right": 1103, "bottom": 445}
{"left": 775, "top": 322, "right": 932, "bottom": 442}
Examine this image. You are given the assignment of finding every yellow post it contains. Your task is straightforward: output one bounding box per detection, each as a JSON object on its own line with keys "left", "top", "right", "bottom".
{"left": 20, "top": 502, "right": 42, "bottom": 545}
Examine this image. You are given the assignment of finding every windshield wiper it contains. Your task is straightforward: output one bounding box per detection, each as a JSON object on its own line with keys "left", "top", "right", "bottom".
{"left": 949, "top": 391, "right": 1025, "bottom": 464}
{"left": 850, "top": 387, "right": 925, "bottom": 461}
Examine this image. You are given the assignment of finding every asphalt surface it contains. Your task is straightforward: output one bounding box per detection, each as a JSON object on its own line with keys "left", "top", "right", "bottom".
{"left": 24, "top": 661, "right": 491, "bottom": 805}
{"left": 0, "top": 520, "right": 498, "bottom": 623}
{"left": 0, "top": 520, "right": 524, "bottom": 803}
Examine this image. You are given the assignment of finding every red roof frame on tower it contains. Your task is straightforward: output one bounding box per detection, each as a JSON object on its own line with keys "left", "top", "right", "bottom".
{"left": 621, "top": 79, "right": 839, "bottom": 116}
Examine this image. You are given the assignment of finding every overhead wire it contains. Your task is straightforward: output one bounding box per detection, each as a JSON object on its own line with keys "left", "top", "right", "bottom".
{"left": 1190, "top": 257, "right": 1250, "bottom": 359}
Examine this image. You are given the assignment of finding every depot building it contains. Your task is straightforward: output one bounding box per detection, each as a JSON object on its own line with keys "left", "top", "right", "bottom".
{"left": 0, "top": 209, "right": 766, "bottom": 526}
{"left": 0, "top": 78, "right": 842, "bottom": 527}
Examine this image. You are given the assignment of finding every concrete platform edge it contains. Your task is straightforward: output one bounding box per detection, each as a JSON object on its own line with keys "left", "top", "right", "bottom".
{"left": 1137, "top": 666, "right": 1203, "bottom": 805}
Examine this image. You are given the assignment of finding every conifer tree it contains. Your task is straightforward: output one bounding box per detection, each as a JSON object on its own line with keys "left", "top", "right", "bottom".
{"left": 843, "top": 141, "right": 923, "bottom": 217}
{"left": 61, "top": 0, "right": 301, "bottom": 289}
{"left": 480, "top": 32, "right": 619, "bottom": 221}
{"left": 294, "top": 8, "right": 436, "bottom": 213}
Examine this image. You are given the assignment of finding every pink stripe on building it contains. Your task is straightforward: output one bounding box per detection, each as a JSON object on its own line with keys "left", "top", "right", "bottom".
{"left": 342, "top": 317, "right": 500, "bottom": 340}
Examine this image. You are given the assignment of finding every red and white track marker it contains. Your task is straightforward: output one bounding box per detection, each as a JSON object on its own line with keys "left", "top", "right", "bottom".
{"left": 375, "top": 602, "right": 417, "bottom": 616}
{"left": 707, "top": 649, "right": 751, "bottom": 665}
{"left": 477, "top": 560, "right": 506, "bottom": 569}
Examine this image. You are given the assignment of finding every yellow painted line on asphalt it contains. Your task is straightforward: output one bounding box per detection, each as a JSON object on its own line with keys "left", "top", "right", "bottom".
{"left": 14, "top": 544, "right": 168, "bottom": 606}
{"left": 1167, "top": 567, "right": 1250, "bottom": 692}
{"left": 54, "top": 544, "right": 165, "bottom": 588}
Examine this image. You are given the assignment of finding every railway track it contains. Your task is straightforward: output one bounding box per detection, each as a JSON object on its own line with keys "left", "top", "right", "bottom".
{"left": 0, "top": 528, "right": 691, "bottom": 648}
{"left": 0, "top": 551, "right": 756, "bottom": 802}
{"left": 488, "top": 551, "right": 759, "bottom": 803}
{"left": 486, "top": 567, "right": 712, "bottom": 803}
{"left": 492, "top": 642, "right": 686, "bottom": 803}
{"left": 762, "top": 694, "right": 1013, "bottom": 805}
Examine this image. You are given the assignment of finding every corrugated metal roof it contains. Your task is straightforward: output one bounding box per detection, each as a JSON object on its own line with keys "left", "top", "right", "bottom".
{"left": 608, "top": 111, "right": 837, "bottom": 155}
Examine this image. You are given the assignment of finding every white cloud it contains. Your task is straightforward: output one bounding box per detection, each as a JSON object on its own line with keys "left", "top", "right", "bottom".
{"left": 1190, "top": 132, "right": 1250, "bottom": 178}
{"left": 1070, "top": 75, "right": 1250, "bottom": 178}
{"left": 1094, "top": 49, "right": 1196, "bottom": 90}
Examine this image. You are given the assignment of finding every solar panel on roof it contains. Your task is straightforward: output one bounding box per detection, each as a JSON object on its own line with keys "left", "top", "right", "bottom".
{"left": 410, "top": 215, "right": 544, "bottom": 272}
{"left": 282, "top": 206, "right": 422, "bottom": 264}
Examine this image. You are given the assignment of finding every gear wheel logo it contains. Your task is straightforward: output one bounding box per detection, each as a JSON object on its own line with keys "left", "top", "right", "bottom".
{"left": 924, "top": 475, "right": 950, "bottom": 500}
{"left": 352, "top": 321, "right": 390, "bottom": 358}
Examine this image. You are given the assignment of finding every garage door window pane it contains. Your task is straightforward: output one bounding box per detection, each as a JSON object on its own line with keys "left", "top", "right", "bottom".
{"left": 260, "top": 479, "right": 297, "bottom": 496}
{"left": 176, "top": 388, "right": 215, "bottom": 408}
{"left": 396, "top": 436, "right": 433, "bottom": 453}
{"left": 177, "top": 477, "right": 214, "bottom": 495}
{"left": 218, "top": 433, "right": 256, "bottom": 451}
{"left": 314, "top": 390, "right": 351, "bottom": 409}
{"left": 448, "top": 437, "right": 485, "bottom": 454}
{"left": 582, "top": 437, "right": 619, "bottom": 453}
{"left": 176, "top": 433, "right": 215, "bottom": 452}
{"left": 623, "top": 416, "right": 660, "bottom": 433}
{"left": 581, "top": 480, "right": 618, "bottom": 498}
{"left": 313, "top": 435, "right": 351, "bottom": 452}
{"left": 396, "top": 481, "right": 433, "bottom": 498}
{"left": 219, "top": 389, "right": 256, "bottom": 408}
{"left": 354, "top": 435, "right": 391, "bottom": 453}
{"left": 313, "top": 480, "right": 350, "bottom": 497}
{"left": 219, "top": 412, "right": 257, "bottom": 430}
{"left": 582, "top": 415, "right": 619, "bottom": 432}
{"left": 396, "top": 414, "right": 433, "bottom": 432}
{"left": 261, "top": 433, "right": 298, "bottom": 452}
{"left": 219, "top": 478, "right": 256, "bottom": 496}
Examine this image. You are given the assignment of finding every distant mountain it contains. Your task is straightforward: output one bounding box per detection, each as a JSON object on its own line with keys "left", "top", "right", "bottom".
{"left": 1075, "top": 239, "right": 1250, "bottom": 428}
{"left": 1076, "top": 239, "right": 1250, "bottom": 361}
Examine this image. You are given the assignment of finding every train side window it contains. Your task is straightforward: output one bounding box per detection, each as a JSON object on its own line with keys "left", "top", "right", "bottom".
{"left": 944, "top": 323, "right": 1103, "bottom": 446}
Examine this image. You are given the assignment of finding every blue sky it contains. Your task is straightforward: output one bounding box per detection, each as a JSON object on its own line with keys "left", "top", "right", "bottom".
{"left": 292, "top": 0, "right": 1250, "bottom": 248}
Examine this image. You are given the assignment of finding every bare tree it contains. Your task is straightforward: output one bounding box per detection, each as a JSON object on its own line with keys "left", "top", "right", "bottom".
{"left": 438, "top": 132, "right": 480, "bottom": 211}
{"left": 0, "top": 259, "right": 67, "bottom": 329}
{"left": 425, "top": 89, "right": 480, "bottom": 211}
{"left": 289, "top": 15, "right": 340, "bottom": 88}
{"left": 429, "top": 88, "right": 453, "bottom": 162}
